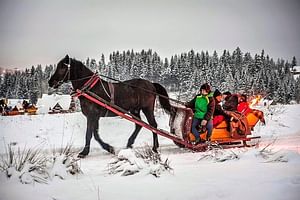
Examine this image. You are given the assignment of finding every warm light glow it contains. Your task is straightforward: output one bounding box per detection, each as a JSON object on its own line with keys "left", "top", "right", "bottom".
{"left": 249, "top": 95, "right": 262, "bottom": 108}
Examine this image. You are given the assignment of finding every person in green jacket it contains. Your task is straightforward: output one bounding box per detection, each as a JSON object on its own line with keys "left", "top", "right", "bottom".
{"left": 186, "top": 83, "right": 215, "bottom": 144}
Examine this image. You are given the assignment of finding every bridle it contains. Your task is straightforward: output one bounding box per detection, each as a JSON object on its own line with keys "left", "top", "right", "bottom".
{"left": 52, "top": 57, "right": 111, "bottom": 99}
{"left": 52, "top": 57, "right": 71, "bottom": 88}
{"left": 62, "top": 57, "right": 71, "bottom": 82}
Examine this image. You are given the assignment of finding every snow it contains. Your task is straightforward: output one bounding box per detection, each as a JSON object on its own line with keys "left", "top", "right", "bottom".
{"left": 7, "top": 99, "right": 25, "bottom": 109}
{"left": 0, "top": 104, "right": 300, "bottom": 200}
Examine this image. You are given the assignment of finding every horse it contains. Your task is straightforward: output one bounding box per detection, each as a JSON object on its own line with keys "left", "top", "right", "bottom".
{"left": 48, "top": 55, "right": 174, "bottom": 158}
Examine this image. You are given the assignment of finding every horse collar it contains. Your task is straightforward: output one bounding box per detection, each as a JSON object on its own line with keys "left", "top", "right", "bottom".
{"left": 71, "top": 74, "right": 100, "bottom": 98}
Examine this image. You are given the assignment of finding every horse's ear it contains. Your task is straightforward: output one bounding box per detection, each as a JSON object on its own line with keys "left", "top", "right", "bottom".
{"left": 65, "top": 54, "right": 69, "bottom": 60}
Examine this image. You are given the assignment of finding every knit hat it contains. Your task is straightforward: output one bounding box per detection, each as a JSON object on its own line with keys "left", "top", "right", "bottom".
{"left": 213, "top": 89, "right": 222, "bottom": 97}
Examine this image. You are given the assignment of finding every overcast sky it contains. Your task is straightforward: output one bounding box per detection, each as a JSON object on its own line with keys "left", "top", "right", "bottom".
{"left": 0, "top": 0, "right": 300, "bottom": 69}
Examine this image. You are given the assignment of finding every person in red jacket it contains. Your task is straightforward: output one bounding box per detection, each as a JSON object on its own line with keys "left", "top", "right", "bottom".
{"left": 237, "top": 94, "right": 252, "bottom": 115}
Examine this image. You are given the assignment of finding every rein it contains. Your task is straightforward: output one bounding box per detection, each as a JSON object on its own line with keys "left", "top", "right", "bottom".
{"left": 98, "top": 74, "right": 186, "bottom": 106}
{"left": 70, "top": 72, "right": 186, "bottom": 105}
{"left": 58, "top": 58, "right": 185, "bottom": 105}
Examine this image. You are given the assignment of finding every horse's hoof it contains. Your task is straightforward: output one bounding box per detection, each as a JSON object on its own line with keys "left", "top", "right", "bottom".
{"left": 108, "top": 146, "right": 115, "bottom": 155}
{"left": 78, "top": 150, "right": 89, "bottom": 158}
{"left": 126, "top": 144, "right": 133, "bottom": 149}
{"left": 77, "top": 153, "right": 87, "bottom": 158}
{"left": 152, "top": 147, "right": 158, "bottom": 153}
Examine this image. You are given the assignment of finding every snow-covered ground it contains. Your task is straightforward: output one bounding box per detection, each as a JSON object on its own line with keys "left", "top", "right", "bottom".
{"left": 0, "top": 104, "right": 300, "bottom": 200}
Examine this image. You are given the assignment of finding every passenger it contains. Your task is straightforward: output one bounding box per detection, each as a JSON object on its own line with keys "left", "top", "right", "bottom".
{"left": 237, "top": 94, "right": 252, "bottom": 115}
{"left": 186, "top": 83, "right": 215, "bottom": 143}
{"left": 223, "top": 91, "right": 238, "bottom": 111}
{"left": 219, "top": 91, "right": 238, "bottom": 132}
{"left": 213, "top": 89, "right": 227, "bottom": 126}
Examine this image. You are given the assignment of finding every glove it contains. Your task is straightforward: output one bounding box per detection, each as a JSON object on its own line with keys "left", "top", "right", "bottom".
{"left": 201, "top": 120, "right": 207, "bottom": 126}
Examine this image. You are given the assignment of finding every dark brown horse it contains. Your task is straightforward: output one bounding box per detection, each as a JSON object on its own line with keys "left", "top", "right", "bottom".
{"left": 49, "top": 55, "right": 173, "bottom": 158}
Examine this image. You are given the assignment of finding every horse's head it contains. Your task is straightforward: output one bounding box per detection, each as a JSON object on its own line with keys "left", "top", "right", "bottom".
{"left": 48, "top": 55, "right": 71, "bottom": 88}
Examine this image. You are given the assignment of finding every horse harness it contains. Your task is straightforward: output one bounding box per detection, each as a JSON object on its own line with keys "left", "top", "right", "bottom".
{"left": 71, "top": 73, "right": 115, "bottom": 106}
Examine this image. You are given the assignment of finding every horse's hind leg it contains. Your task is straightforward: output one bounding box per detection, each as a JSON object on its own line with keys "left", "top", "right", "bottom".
{"left": 127, "top": 110, "right": 142, "bottom": 148}
{"left": 142, "top": 108, "right": 159, "bottom": 152}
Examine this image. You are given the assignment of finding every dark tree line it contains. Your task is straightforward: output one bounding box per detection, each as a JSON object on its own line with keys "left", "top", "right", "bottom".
{"left": 0, "top": 65, "right": 53, "bottom": 104}
{"left": 0, "top": 47, "right": 299, "bottom": 104}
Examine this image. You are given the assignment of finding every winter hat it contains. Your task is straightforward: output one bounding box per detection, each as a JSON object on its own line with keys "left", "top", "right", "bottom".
{"left": 223, "top": 91, "right": 232, "bottom": 101}
{"left": 200, "top": 83, "right": 211, "bottom": 92}
{"left": 213, "top": 89, "right": 222, "bottom": 97}
{"left": 223, "top": 91, "right": 231, "bottom": 96}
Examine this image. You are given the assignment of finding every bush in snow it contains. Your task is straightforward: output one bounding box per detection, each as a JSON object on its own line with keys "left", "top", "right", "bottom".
{"left": 198, "top": 148, "right": 241, "bottom": 162}
{"left": 0, "top": 144, "right": 82, "bottom": 184}
{"left": 264, "top": 105, "right": 286, "bottom": 117}
{"left": 257, "top": 140, "right": 289, "bottom": 162}
{"left": 107, "top": 146, "right": 173, "bottom": 177}
{"left": 50, "top": 143, "right": 82, "bottom": 176}
{"left": 198, "top": 141, "right": 290, "bottom": 163}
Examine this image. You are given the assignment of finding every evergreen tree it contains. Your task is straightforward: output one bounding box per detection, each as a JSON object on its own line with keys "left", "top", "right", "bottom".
{"left": 1, "top": 48, "right": 299, "bottom": 105}
{"left": 291, "top": 56, "right": 297, "bottom": 71}
{"left": 295, "top": 77, "right": 300, "bottom": 103}
{"left": 98, "top": 54, "right": 106, "bottom": 75}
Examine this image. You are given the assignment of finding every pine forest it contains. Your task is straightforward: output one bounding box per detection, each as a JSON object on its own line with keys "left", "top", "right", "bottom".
{"left": 0, "top": 47, "right": 299, "bottom": 104}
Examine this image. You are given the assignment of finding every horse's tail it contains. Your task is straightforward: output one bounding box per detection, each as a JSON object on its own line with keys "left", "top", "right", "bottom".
{"left": 153, "top": 83, "right": 173, "bottom": 115}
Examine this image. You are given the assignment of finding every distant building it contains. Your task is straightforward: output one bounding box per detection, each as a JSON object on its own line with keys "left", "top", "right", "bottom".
{"left": 36, "top": 94, "right": 73, "bottom": 114}
{"left": 291, "top": 66, "right": 300, "bottom": 79}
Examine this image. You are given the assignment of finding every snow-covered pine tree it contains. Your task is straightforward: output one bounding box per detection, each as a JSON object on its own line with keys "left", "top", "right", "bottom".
{"left": 98, "top": 54, "right": 106, "bottom": 75}
{"left": 231, "top": 47, "right": 243, "bottom": 91}
{"left": 169, "top": 55, "right": 180, "bottom": 91}
{"left": 4, "top": 72, "right": 15, "bottom": 98}
{"left": 218, "top": 50, "right": 233, "bottom": 92}
{"left": 295, "top": 77, "right": 300, "bottom": 103}
{"left": 90, "top": 59, "right": 98, "bottom": 73}
{"left": 177, "top": 52, "right": 192, "bottom": 99}
{"left": 210, "top": 51, "right": 220, "bottom": 91}
{"left": 17, "top": 74, "right": 29, "bottom": 99}
{"left": 151, "top": 52, "right": 163, "bottom": 83}
{"left": 291, "top": 56, "right": 297, "bottom": 71}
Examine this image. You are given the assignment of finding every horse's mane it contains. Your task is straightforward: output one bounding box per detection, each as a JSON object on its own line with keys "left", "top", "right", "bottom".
{"left": 73, "top": 58, "right": 93, "bottom": 74}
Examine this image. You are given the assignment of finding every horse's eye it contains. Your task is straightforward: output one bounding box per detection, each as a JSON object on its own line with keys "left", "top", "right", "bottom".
{"left": 58, "top": 66, "right": 67, "bottom": 75}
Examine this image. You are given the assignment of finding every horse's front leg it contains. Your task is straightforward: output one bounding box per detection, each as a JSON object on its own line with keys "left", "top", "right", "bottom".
{"left": 78, "top": 117, "right": 93, "bottom": 158}
{"left": 92, "top": 117, "right": 115, "bottom": 154}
